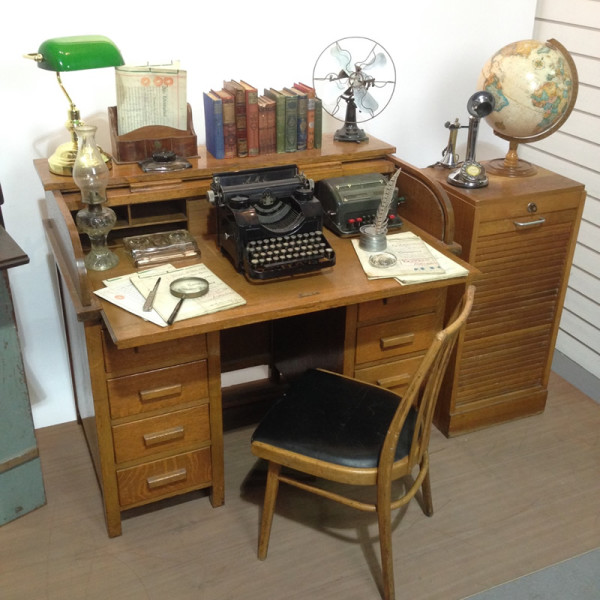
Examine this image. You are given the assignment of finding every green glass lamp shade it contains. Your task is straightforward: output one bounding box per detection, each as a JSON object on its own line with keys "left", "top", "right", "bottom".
{"left": 34, "top": 35, "right": 124, "bottom": 72}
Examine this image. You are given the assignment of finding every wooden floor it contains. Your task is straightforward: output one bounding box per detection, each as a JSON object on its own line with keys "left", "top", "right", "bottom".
{"left": 1, "top": 372, "right": 599, "bottom": 600}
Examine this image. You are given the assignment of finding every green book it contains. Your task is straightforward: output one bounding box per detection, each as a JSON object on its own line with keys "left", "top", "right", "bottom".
{"left": 279, "top": 89, "right": 298, "bottom": 152}
{"left": 264, "top": 88, "right": 286, "bottom": 153}
{"left": 314, "top": 97, "right": 323, "bottom": 149}
{"left": 284, "top": 87, "right": 308, "bottom": 151}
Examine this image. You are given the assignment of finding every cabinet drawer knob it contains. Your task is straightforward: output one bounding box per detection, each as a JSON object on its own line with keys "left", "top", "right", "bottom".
{"left": 514, "top": 217, "right": 546, "bottom": 229}
{"left": 377, "top": 373, "right": 411, "bottom": 389}
{"left": 380, "top": 333, "right": 414, "bottom": 350}
{"left": 139, "top": 384, "right": 183, "bottom": 403}
{"left": 143, "top": 426, "right": 185, "bottom": 447}
{"left": 146, "top": 468, "right": 187, "bottom": 489}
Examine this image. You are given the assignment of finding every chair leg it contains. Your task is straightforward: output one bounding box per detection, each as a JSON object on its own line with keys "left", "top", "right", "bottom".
{"left": 258, "top": 461, "right": 281, "bottom": 560}
{"left": 377, "top": 501, "right": 395, "bottom": 600}
{"left": 421, "top": 468, "right": 434, "bottom": 517}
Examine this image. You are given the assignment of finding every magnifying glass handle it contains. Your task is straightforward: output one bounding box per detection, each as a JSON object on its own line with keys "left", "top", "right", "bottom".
{"left": 167, "top": 297, "right": 185, "bottom": 326}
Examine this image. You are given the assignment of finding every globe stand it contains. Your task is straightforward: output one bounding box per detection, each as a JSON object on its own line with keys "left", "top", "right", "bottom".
{"left": 484, "top": 140, "right": 537, "bottom": 177}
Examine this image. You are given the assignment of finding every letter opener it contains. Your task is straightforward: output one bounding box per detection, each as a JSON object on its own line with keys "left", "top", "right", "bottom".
{"left": 143, "top": 277, "right": 161, "bottom": 312}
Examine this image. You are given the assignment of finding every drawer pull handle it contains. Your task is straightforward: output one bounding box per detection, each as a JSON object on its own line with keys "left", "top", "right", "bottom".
{"left": 143, "top": 426, "right": 185, "bottom": 447}
{"left": 514, "top": 217, "right": 546, "bottom": 229}
{"left": 377, "top": 373, "right": 411, "bottom": 389}
{"left": 380, "top": 333, "right": 414, "bottom": 350}
{"left": 139, "top": 384, "right": 182, "bottom": 403}
{"left": 146, "top": 467, "right": 187, "bottom": 489}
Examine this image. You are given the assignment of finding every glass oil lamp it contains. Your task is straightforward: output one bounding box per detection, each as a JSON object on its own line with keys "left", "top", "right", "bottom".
{"left": 73, "top": 125, "right": 119, "bottom": 271}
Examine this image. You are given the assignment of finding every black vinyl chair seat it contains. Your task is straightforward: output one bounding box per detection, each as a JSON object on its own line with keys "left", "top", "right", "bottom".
{"left": 252, "top": 369, "right": 417, "bottom": 469}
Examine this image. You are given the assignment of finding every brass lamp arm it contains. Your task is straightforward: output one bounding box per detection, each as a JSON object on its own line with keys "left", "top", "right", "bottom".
{"left": 56, "top": 71, "right": 76, "bottom": 110}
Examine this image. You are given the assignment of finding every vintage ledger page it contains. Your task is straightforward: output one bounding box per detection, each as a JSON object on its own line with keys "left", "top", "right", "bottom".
{"left": 352, "top": 231, "right": 469, "bottom": 285}
{"left": 115, "top": 63, "right": 188, "bottom": 135}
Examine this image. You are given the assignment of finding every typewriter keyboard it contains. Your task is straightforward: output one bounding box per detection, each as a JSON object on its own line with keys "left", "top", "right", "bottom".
{"left": 243, "top": 231, "right": 336, "bottom": 280}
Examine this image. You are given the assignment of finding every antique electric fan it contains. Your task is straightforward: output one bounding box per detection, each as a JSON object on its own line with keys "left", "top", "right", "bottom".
{"left": 313, "top": 37, "right": 396, "bottom": 142}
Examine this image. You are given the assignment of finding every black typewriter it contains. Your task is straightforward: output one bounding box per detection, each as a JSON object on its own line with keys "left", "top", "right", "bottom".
{"left": 207, "top": 165, "right": 336, "bottom": 281}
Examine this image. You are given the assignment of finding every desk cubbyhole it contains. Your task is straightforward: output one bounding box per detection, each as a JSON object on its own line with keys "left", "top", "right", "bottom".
{"left": 129, "top": 200, "right": 188, "bottom": 227}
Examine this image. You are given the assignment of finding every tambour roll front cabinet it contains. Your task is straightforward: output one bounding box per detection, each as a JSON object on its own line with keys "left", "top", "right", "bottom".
{"left": 425, "top": 165, "right": 585, "bottom": 436}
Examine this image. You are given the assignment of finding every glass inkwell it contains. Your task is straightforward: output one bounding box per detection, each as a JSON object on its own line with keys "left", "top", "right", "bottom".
{"left": 73, "top": 125, "right": 119, "bottom": 271}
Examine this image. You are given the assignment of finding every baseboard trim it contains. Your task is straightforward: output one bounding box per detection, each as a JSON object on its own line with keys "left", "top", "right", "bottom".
{"left": 552, "top": 350, "right": 600, "bottom": 404}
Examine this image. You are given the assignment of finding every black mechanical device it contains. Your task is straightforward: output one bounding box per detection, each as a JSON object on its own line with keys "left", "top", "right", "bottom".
{"left": 315, "top": 172, "right": 403, "bottom": 237}
{"left": 207, "top": 165, "right": 336, "bottom": 281}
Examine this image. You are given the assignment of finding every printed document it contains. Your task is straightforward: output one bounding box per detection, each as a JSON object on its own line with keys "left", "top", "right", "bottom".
{"left": 115, "top": 63, "right": 188, "bottom": 135}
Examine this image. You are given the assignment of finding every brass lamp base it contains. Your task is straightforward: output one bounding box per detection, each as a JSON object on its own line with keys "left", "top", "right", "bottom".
{"left": 48, "top": 140, "right": 113, "bottom": 176}
{"left": 48, "top": 140, "right": 79, "bottom": 176}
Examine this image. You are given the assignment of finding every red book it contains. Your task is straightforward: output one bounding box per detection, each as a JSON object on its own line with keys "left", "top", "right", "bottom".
{"left": 258, "top": 95, "right": 277, "bottom": 154}
{"left": 223, "top": 80, "right": 248, "bottom": 157}
{"left": 240, "top": 80, "right": 259, "bottom": 156}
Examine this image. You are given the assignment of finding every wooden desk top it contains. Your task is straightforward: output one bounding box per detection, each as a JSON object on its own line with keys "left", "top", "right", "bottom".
{"left": 34, "top": 135, "right": 397, "bottom": 193}
{"left": 91, "top": 225, "right": 476, "bottom": 350}
{"left": 422, "top": 164, "right": 585, "bottom": 207}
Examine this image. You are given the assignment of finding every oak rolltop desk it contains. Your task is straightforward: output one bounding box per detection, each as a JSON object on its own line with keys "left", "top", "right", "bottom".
{"left": 35, "top": 135, "right": 582, "bottom": 537}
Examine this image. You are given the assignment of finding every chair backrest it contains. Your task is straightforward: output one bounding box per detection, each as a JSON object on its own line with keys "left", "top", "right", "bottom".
{"left": 379, "top": 285, "right": 475, "bottom": 475}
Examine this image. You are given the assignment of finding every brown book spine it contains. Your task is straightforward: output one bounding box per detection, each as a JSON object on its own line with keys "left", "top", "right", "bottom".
{"left": 241, "top": 81, "right": 259, "bottom": 157}
{"left": 223, "top": 81, "right": 248, "bottom": 157}
{"left": 213, "top": 89, "right": 236, "bottom": 159}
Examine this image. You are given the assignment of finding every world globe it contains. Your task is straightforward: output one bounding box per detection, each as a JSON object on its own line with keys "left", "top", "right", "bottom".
{"left": 477, "top": 38, "right": 578, "bottom": 176}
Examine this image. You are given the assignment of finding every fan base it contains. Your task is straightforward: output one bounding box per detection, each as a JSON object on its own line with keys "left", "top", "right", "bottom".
{"left": 334, "top": 123, "right": 368, "bottom": 143}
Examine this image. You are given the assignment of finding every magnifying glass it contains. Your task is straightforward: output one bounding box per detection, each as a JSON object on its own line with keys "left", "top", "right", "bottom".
{"left": 167, "top": 277, "right": 209, "bottom": 325}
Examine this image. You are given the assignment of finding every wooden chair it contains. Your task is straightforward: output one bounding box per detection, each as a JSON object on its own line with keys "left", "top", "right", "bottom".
{"left": 250, "top": 285, "right": 475, "bottom": 600}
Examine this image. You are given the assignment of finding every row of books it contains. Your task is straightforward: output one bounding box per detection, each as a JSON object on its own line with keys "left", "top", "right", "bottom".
{"left": 203, "top": 80, "right": 323, "bottom": 160}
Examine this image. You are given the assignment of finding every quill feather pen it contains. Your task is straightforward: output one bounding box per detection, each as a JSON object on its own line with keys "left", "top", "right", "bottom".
{"left": 374, "top": 168, "right": 401, "bottom": 235}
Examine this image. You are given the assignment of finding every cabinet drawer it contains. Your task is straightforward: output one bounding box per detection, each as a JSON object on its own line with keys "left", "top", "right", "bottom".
{"left": 116, "top": 447, "right": 212, "bottom": 508}
{"left": 103, "top": 331, "right": 208, "bottom": 376}
{"left": 356, "top": 312, "right": 439, "bottom": 365}
{"left": 112, "top": 405, "right": 210, "bottom": 464}
{"left": 354, "top": 355, "right": 424, "bottom": 396}
{"left": 478, "top": 207, "right": 578, "bottom": 237}
{"left": 358, "top": 288, "right": 442, "bottom": 324}
{"left": 108, "top": 360, "right": 209, "bottom": 419}
{"left": 476, "top": 191, "right": 582, "bottom": 223}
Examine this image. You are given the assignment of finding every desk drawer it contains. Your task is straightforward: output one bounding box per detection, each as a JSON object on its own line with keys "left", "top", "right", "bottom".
{"left": 117, "top": 447, "right": 212, "bottom": 508}
{"left": 358, "top": 289, "right": 442, "bottom": 324}
{"left": 354, "top": 355, "right": 424, "bottom": 396}
{"left": 356, "top": 313, "right": 438, "bottom": 365}
{"left": 108, "top": 360, "right": 209, "bottom": 419}
{"left": 112, "top": 405, "right": 210, "bottom": 464}
{"left": 103, "top": 332, "right": 208, "bottom": 376}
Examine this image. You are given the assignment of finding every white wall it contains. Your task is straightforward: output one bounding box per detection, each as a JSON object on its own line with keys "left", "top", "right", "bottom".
{"left": 0, "top": 0, "right": 537, "bottom": 428}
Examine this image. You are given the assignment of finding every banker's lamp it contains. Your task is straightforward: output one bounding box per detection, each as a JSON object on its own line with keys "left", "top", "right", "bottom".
{"left": 25, "top": 35, "right": 124, "bottom": 176}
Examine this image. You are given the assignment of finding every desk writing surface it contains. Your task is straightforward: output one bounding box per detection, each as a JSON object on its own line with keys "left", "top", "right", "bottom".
{"left": 90, "top": 225, "right": 476, "bottom": 350}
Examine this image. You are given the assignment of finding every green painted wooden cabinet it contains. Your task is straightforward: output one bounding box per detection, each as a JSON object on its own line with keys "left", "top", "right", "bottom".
{"left": 0, "top": 196, "right": 46, "bottom": 525}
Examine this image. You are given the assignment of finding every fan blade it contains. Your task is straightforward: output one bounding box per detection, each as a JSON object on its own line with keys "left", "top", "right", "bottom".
{"left": 354, "top": 86, "right": 379, "bottom": 116}
{"left": 330, "top": 43, "right": 352, "bottom": 72}
{"left": 359, "top": 51, "right": 387, "bottom": 71}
